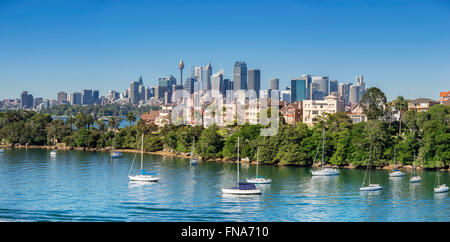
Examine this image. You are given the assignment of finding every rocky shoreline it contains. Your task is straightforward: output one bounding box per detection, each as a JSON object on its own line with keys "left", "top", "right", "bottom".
{"left": 1, "top": 144, "right": 449, "bottom": 172}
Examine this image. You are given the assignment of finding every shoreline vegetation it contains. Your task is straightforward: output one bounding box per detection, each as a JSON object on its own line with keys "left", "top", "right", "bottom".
{"left": 1, "top": 88, "right": 449, "bottom": 172}
{"left": 0, "top": 144, "right": 449, "bottom": 172}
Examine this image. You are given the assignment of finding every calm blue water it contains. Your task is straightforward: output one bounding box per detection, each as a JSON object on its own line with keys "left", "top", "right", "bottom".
{"left": 0, "top": 148, "right": 449, "bottom": 222}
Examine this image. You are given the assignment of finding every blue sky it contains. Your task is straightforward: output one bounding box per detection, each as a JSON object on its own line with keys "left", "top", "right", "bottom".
{"left": 0, "top": 0, "right": 449, "bottom": 101}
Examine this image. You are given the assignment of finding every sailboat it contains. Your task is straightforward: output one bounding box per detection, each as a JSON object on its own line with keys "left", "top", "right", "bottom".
{"left": 0, "top": 148, "right": 4, "bottom": 153}
{"left": 389, "top": 148, "right": 405, "bottom": 177}
{"left": 190, "top": 137, "right": 198, "bottom": 165}
{"left": 311, "top": 127, "right": 339, "bottom": 176}
{"left": 360, "top": 145, "right": 383, "bottom": 191}
{"left": 222, "top": 137, "right": 261, "bottom": 195}
{"left": 111, "top": 134, "right": 122, "bottom": 158}
{"left": 246, "top": 147, "right": 271, "bottom": 184}
{"left": 434, "top": 157, "right": 449, "bottom": 193}
{"left": 409, "top": 154, "right": 422, "bottom": 183}
{"left": 128, "top": 134, "right": 160, "bottom": 182}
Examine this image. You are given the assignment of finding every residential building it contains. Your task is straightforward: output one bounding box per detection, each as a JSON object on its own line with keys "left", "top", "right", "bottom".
{"left": 408, "top": 98, "right": 439, "bottom": 112}
{"left": 303, "top": 95, "right": 344, "bottom": 126}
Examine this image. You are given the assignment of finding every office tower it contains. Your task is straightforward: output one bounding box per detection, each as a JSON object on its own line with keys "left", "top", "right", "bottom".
{"left": 338, "top": 83, "right": 350, "bottom": 106}
{"left": 93, "top": 90, "right": 99, "bottom": 104}
{"left": 291, "top": 79, "right": 308, "bottom": 102}
{"left": 224, "top": 79, "right": 230, "bottom": 93}
{"left": 69, "top": 92, "right": 82, "bottom": 105}
{"left": 348, "top": 84, "right": 361, "bottom": 105}
{"left": 81, "top": 89, "right": 93, "bottom": 105}
{"left": 211, "top": 70, "right": 225, "bottom": 96}
{"left": 129, "top": 82, "right": 139, "bottom": 105}
{"left": 138, "top": 85, "right": 145, "bottom": 102}
{"left": 137, "top": 75, "right": 143, "bottom": 86}
{"left": 311, "top": 76, "right": 329, "bottom": 100}
{"left": 356, "top": 75, "right": 366, "bottom": 100}
{"left": 168, "top": 75, "right": 177, "bottom": 87}
{"left": 184, "top": 76, "right": 196, "bottom": 94}
{"left": 179, "top": 60, "right": 184, "bottom": 85}
{"left": 201, "top": 67, "right": 211, "bottom": 91}
{"left": 270, "top": 78, "right": 279, "bottom": 90}
{"left": 302, "top": 75, "right": 312, "bottom": 100}
{"left": 144, "top": 87, "right": 153, "bottom": 101}
{"left": 57, "top": 92, "right": 67, "bottom": 105}
{"left": 34, "top": 97, "right": 43, "bottom": 108}
{"left": 330, "top": 80, "right": 338, "bottom": 94}
{"left": 247, "top": 69, "right": 261, "bottom": 98}
{"left": 20, "top": 91, "right": 33, "bottom": 108}
{"left": 280, "top": 88, "right": 291, "bottom": 103}
{"left": 233, "top": 61, "right": 247, "bottom": 91}
{"left": 194, "top": 66, "right": 202, "bottom": 81}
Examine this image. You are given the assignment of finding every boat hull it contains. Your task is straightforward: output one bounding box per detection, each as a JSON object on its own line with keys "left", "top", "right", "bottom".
{"left": 360, "top": 185, "right": 383, "bottom": 191}
{"left": 128, "top": 175, "right": 160, "bottom": 182}
{"left": 434, "top": 185, "right": 449, "bottom": 193}
{"left": 246, "top": 178, "right": 272, "bottom": 184}
{"left": 410, "top": 176, "right": 422, "bottom": 183}
{"left": 311, "top": 169, "right": 339, "bottom": 176}
{"left": 221, "top": 188, "right": 261, "bottom": 195}
{"left": 389, "top": 171, "right": 406, "bottom": 177}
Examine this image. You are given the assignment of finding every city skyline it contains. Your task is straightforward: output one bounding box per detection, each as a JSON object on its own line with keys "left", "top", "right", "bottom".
{"left": 1, "top": 0, "right": 449, "bottom": 100}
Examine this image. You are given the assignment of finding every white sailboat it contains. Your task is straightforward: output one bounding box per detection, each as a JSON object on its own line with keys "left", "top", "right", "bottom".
{"left": 0, "top": 148, "right": 4, "bottom": 153}
{"left": 389, "top": 148, "right": 405, "bottom": 177}
{"left": 128, "top": 134, "right": 160, "bottom": 182}
{"left": 222, "top": 137, "right": 261, "bottom": 195}
{"left": 311, "top": 127, "right": 339, "bottom": 176}
{"left": 190, "top": 137, "right": 198, "bottom": 166}
{"left": 246, "top": 147, "right": 272, "bottom": 184}
{"left": 410, "top": 155, "right": 422, "bottom": 183}
{"left": 434, "top": 157, "right": 449, "bottom": 193}
{"left": 360, "top": 146, "right": 383, "bottom": 191}
{"left": 50, "top": 135, "right": 57, "bottom": 156}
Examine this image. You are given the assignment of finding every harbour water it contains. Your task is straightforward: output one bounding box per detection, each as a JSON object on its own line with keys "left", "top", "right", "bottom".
{"left": 0, "top": 148, "right": 448, "bottom": 222}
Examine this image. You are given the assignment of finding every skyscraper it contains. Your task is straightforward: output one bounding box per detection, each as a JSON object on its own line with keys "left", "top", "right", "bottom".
{"left": 129, "top": 82, "right": 139, "bottom": 105}
{"left": 291, "top": 79, "right": 308, "bottom": 102}
{"left": 349, "top": 84, "right": 361, "bottom": 105}
{"left": 356, "top": 75, "right": 366, "bottom": 100}
{"left": 211, "top": 70, "right": 225, "bottom": 96}
{"left": 93, "top": 90, "right": 99, "bottom": 104}
{"left": 57, "top": 91, "right": 68, "bottom": 105}
{"left": 270, "top": 78, "right": 279, "bottom": 90}
{"left": 247, "top": 69, "right": 261, "bottom": 97}
{"left": 233, "top": 61, "right": 247, "bottom": 91}
{"left": 311, "top": 76, "right": 329, "bottom": 100}
{"left": 184, "top": 76, "right": 196, "bottom": 94}
{"left": 338, "top": 83, "right": 350, "bottom": 106}
{"left": 20, "top": 91, "right": 33, "bottom": 109}
{"left": 81, "top": 89, "right": 93, "bottom": 105}
{"left": 69, "top": 92, "right": 82, "bottom": 105}
{"left": 330, "top": 80, "right": 338, "bottom": 94}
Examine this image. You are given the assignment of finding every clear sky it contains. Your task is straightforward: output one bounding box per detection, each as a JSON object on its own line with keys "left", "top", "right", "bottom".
{"left": 0, "top": 0, "right": 449, "bottom": 101}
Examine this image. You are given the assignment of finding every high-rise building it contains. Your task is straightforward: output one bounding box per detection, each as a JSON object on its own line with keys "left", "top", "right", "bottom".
{"left": 330, "top": 80, "right": 338, "bottom": 94}
{"left": 93, "top": 90, "right": 99, "bottom": 104}
{"left": 129, "top": 82, "right": 139, "bottom": 105}
{"left": 211, "top": 70, "right": 225, "bottom": 96}
{"left": 57, "top": 92, "right": 67, "bottom": 105}
{"left": 302, "top": 75, "right": 312, "bottom": 100}
{"left": 270, "top": 78, "right": 279, "bottom": 90}
{"left": 356, "top": 75, "right": 366, "bottom": 100}
{"left": 20, "top": 91, "right": 33, "bottom": 109}
{"left": 311, "top": 76, "right": 329, "bottom": 100}
{"left": 348, "top": 84, "right": 361, "bottom": 105}
{"left": 69, "top": 92, "right": 82, "bottom": 105}
{"left": 280, "top": 88, "right": 291, "bottom": 103}
{"left": 81, "top": 89, "right": 93, "bottom": 105}
{"left": 233, "top": 61, "right": 247, "bottom": 91}
{"left": 338, "top": 83, "right": 350, "bottom": 106}
{"left": 184, "top": 76, "right": 196, "bottom": 94}
{"left": 247, "top": 69, "right": 261, "bottom": 97}
{"left": 291, "top": 79, "right": 308, "bottom": 102}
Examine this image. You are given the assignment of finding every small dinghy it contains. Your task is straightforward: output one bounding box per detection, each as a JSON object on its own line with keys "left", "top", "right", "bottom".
{"left": 111, "top": 151, "right": 122, "bottom": 158}
{"left": 50, "top": 150, "right": 57, "bottom": 156}
{"left": 0, "top": 148, "right": 4, "bottom": 153}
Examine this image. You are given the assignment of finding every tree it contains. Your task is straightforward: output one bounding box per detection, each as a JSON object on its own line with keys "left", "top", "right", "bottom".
{"left": 392, "top": 96, "right": 408, "bottom": 136}
{"left": 126, "top": 112, "right": 136, "bottom": 126}
{"left": 360, "top": 87, "right": 387, "bottom": 121}
{"left": 196, "top": 124, "right": 224, "bottom": 159}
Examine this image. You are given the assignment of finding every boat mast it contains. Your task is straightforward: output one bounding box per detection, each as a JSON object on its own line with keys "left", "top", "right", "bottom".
{"left": 256, "top": 147, "right": 259, "bottom": 177}
{"left": 237, "top": 137, "right": 240, "bottom": 185}
{"left": 321, "top": 127, "right": 325, "bottom": 169}
{"left": 141, "top": 134, "right": 144, "bottom": 171}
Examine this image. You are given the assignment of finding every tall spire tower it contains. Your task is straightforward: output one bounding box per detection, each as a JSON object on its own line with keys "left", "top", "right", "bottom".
{"left": 179, "top": 60, "right": 184, "bottom": 85}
